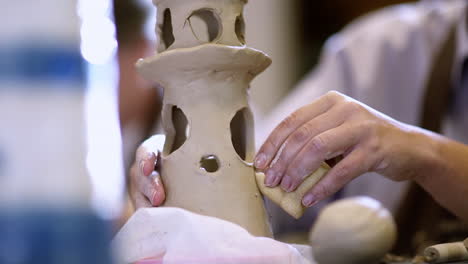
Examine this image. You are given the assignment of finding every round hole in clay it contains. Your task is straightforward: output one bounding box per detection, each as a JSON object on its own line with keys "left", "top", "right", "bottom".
{"left": 235, "top": 15, "right": 245, "bottom": 44}
{"left": 162, "top": 8, "right": 175, "bottom": 49}
{"left": 163, "top": 105, "right": 189, "bottom": 156}
{"left": 188, "top": 9, "right": 221, "bottom": 43}
{"left": 200, "top": 155, "right": 220, "bottom": 173}
{"left": 230, "top": 108, "right": 254, "bottom": 162}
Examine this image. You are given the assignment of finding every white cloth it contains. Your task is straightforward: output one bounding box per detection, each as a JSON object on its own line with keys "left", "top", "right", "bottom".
{"left": 257, "top": 0, "right": 468, "bottom": 214}
{"left": 113, "top": 208, "right": 313, "bottom": 264}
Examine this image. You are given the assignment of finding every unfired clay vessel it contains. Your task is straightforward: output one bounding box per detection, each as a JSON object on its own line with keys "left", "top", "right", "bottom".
{"left": 137, "top": 0, "right": 271, "bottom": 237}
{"left": 309, "top": 196, "right": 397, "bottom": 264}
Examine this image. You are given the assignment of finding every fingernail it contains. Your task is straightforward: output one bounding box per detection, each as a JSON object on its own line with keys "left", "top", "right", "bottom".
{"left": 150, "top": 189, "right": 159, "bottom": 206}
{"left": 303, "top": 194, "right": 317, "bottom": 207}
{"left": 272, "top": 173, "right": 282, "bottom": 186}
{"left": 141, "top": 158, "right": 155, "bottom": 177}
{"left": 148, "top": 152, "right": 155, "bottom": 159}
{"left": 265, "top": 170, "right": 276, "bottom": 187}
{"left": 255, "top": 153, "right": 267, "bottom": 169}
{"left": 150, "top": 172, "right": 161, "bottom": 185}
{"left": 281, "top": 176, "right": 292, "bottom": 192}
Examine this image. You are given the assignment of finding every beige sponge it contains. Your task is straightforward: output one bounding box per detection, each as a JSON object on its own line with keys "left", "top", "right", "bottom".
{"left": 255, "top": 163, "right": 330, "bottom": 219}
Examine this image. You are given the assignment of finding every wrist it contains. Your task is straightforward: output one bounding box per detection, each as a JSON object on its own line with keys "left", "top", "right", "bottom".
{"left": 407, "top": 127, "right": 445, "bottom": 186}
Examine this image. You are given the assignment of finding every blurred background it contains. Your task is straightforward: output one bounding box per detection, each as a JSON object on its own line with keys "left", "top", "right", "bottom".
{"left": 115, "top": 0, "right": 415, "bottom": 117}
{"left": 246, "top": 0, "right": 415, "bottom": 117}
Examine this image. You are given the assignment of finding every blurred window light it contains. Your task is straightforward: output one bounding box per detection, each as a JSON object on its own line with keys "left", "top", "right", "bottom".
{"left": 78, "top": 0, "right": 124, "bottom": 220}
{"left": 137, "top": 0, "right": 157, "bottom": 43}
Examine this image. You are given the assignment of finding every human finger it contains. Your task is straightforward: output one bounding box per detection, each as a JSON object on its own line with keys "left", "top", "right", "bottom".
{"left": 130, "top": 181, "right": 152, "bottom": 209}
{"left": 135, "top": 135, "right": 165, "bottom": 176}
{"left": 135, "top": 168, "right": 166, "bottom": 207}
{"left": 264, "top": 105, "right": 347, "bottom": 187}
{"left": 301, "top": 149, "right": 374, "bottom": 207}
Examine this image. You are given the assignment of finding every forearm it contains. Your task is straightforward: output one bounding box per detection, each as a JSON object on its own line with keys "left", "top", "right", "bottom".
{"left": 413, "top": 130, "right": 468, "bottom": 221}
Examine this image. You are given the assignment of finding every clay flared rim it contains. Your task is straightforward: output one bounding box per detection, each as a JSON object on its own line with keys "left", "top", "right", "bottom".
{"left": 136, "top": 44, "right": 271, "bottom": 86}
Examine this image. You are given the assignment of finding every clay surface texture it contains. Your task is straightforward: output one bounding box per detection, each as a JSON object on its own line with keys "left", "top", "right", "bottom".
{"left": 256, "top": 163, "right": 330, "bottom": 219}
{"left": 138, "top": 0, "right": 272, "bottom": 237}
{"left": 309, "top": 196, "right": 397, "bottom": 264}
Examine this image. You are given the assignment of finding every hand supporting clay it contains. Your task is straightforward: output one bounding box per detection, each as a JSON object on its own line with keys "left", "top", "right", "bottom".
{"left": 465, "top": 238, "right": 468, "bottom": 250}
{"left": 424, "top": 242, "right": 468, "bottom": 264}
{"left": 255, "top": 163, "right": 330, "bottom": 219}
{"left": 309, "top": 196, "right": 397, "bottom": 264}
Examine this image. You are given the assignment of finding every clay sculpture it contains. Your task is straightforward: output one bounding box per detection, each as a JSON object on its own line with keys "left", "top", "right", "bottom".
{"left": 309, "top": 196, "right": 397, "bottom": 264}
{"left": 137, "top": 0, "right": 272, "bottom": 237}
